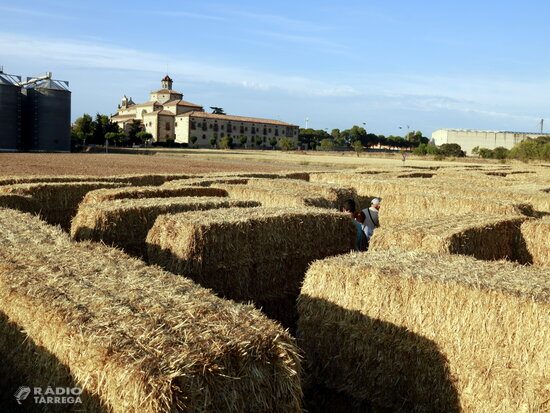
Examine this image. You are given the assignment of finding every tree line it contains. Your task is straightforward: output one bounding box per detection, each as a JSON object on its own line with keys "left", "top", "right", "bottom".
{"left": 471, "top": 136, "right": 550, "bottom": 161}
{"left": 71, "top": 114, "right": 152, "bottom": 147}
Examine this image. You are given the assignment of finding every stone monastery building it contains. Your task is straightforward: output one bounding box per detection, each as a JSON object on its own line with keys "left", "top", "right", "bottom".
{"left": 112, "top": 76, "right": 299, "bottom": 148}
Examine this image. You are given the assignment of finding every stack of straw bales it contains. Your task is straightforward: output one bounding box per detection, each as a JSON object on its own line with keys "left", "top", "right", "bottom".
{"left": 81, "top": 185, "right": 227, "bottom": 204}
{"left": 0, "top": 173, "right": 194, "bottom": 187}
{"left": 521, "top": 216, "right": 550, "bottom": 266}
{"left": 0, "top": 193, "right": 40, "bottom": 215}
{"left": 381, "top": 192, "right": 534, "bottom": 225}
{"left": 163, "top": 177, "right": 250, "bottom": 187}
{"left": 146, "top": 207, "right": 356, "bottom": 328}
{"left": 297, "top": 249, "right": 549, "bottom": 412}
{"left": 212, "top": 183, "right": 352, "bottom": 209}
{"left": 0, "top": 208, "right": 302, "bottom": 412}
{"left": 370, "top": 214, "right": 530, "bottom": 262}
{"left": 0, "top": 182, "right": 129, "bottom": 230}
{"left": 245, "top": 178, "right": 357, "bottom": 208}
{"left": 71, "top": 197, "right": 259, "bottom": 256}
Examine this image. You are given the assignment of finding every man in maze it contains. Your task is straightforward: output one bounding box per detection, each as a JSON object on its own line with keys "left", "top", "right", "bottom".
{"left": 362, "top": 198, "right": 381, "bottom": 243}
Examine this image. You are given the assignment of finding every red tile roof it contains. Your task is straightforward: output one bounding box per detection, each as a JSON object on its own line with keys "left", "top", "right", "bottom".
{"left": 163, "top": 99, "right": 203, "bottom": 108}
{"left": 176, "top": 111, "right": 298, "bottom": 127}
{"left": 151, "top": 89, "right": 183, "bottom": 95}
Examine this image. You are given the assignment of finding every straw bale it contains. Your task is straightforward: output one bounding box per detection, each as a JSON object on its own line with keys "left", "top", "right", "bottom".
{"left": 146, "top": 207, "right": 356, "bottom": 327}
{"left": 162, "top": 177, "right": 249, "bottom": 187}
{"left": 297, "top": 249, "right": 549, "bottom": 413}
{"left": 212, "top": 183, "right": 351, "bottom": 209}
{"left": 108, "top": 173, "right": 194, "bottom": 186}
{"left": 71, "top": 197, "right": 259, "bottom": 256}
{"left": 521, "top": 216, "right": 550, "bottom": 266}
{"left": 370, "top": 214, "right": 530, "bottom": 263}
{"left": 381, "top": 192, "right": 535, "bottom": 226}
{"left": 396, "top": 172, "right": 436, "bottom": 178}
{"left": 0, "top": 175, "right": 108, "bottom": 185}
{"left": 245, "top": 178, "right": 358, "bottom": 208}
{"left": 0, "top": 208, "right": 302, "bottom": 412}
{"left": 0, "top": 193, "right": 40, "bottom": 215}
{"left": 0, "top": 182, "right": 129, "bottom": 230}
{"left": 81, "top": 185, "right": 227, "bottom": 204}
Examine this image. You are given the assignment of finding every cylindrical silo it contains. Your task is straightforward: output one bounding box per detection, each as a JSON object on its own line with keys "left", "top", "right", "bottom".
{"left": 22, "top": 78, "right": 71, "bottom": 152}
{"left": 0, "top": 72, "right": 22, "bottom": 151}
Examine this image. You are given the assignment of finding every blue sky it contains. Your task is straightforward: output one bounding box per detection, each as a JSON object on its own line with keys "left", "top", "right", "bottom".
{"left": 1, "top": 0, "right": 548, "bottom": 136}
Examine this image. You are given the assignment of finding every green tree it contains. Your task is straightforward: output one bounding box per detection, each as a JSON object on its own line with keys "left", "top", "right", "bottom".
{"left": 239, "top": 136, "right": 247, "bottom": 148}
{"left": 412, "top": 143, "right": 428, "bottom": 155}
{"left": 190, "top": 136, "right": 198, "bottom": 147}
{"left": 73, "top": 114, "right": 93, "bottom": 145}
{"left": 220, "top": 136, "right": 233, "bottom": 149}
{"left": 210, "top": 107, "right": 226, "bottom": 115}
{"left": 471, "top": 146, "right": 480, "bottom": 157}
{"left": 352, "top": 140, "right": 363, "bottom": 157}
{"left": 255, "top": 137, "right": 263, "bottom": 147}
{"left": 438, "top": 143, "right": 465, "bottom": 157}
{"left": 319, "top": 138, "right": 335, "bottom": 151}
{"left": 269, "top": 138, "right": 278, "bottom": 149}
{"left": 508, "top": 137, "right": 550, "bottom": 161}
{"left": 210, "top": 137, "right": 217, "bottom": 148}
{"left": 426, "top": 144, "right": 439, "bottom": 155}
{"left": 331, "top": 128, "right": 341, "bottom": 141}
{"left": 493, "top": 146, "right": 509, "bottom": 160}
{"left": 128, "top": 120, "right": 143, "bottom": 145}
{"left": 91, "top": 113, "right": 119, "bottom": 145}
{"left": 136, "top": 131, "right": 153, "bottom": 145}
{"left": 104, "top": 131, "right": 125, "bottom": 146}
{"left": 298, "top": 128, "right": 330, "bottom": 149}
{"left": 278, "top": 137, "right": 295, "bottom": 150}
{"left": 478, "top": 148, "right": 494, "bottom": 159}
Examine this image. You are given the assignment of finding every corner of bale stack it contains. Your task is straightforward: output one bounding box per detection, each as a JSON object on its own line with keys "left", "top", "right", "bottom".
{"left": 521, "top": 216, "right": 550, "bottom": 266}
{"left": 0, "top": 194, "right": 41, "bottom": 215}
{"left": 370, "top": 214, "right": 532, "bottom": 263}
{"left": 0, "top": 208, "right": 303, "bottom": 412}
{"left": 146, "top": 207, "right": 356, "bottom": 329}
{"left": 297, "top": 249, "right": 549, "bottom": 413}
{"left": 71, "top": 197, "right": 260, "bottom": 257}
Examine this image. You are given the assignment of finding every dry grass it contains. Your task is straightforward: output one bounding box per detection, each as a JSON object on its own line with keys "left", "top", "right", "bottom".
{"left": 521, "top": 216, "right": 550, "bottom": 266}
{"left": 370, "top": 214, "right": 530, "bottom": 262}
{"left": 0, "top": 182, "right": 130, "bottom": 230}
{"left": 0, "top": 208, "right": 303, "bottom": 412}
{"left": 71, "top": 197, "right": 259, "bottom": 256}
{"left": 297, "top": 249, "right": 549, "bottom": 413}
{"left": 146, "top": 207, "right": 356, "bottom": 328}
{"left": 163, "top": 177, "right": 250, "bottom": 187}
{"left": 81, "top": 185, "right": 227, "bottom": 204}
{"left": 0, "top": 193, "right": 40, "bottom": 215}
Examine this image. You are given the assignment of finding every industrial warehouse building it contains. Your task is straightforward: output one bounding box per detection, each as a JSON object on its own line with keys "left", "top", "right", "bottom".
{"left": 112, "top": 76, "right": 299, "bottom": 148}
{"left": 432, "top": 129, "right": 550, "bottom": 155}
{"left": 0, "top": 70, "right": 71, "bottom": 152}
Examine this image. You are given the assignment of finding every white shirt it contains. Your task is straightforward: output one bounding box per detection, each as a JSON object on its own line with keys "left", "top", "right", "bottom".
{"left": 362, "top": 206, "right": 379, "bottom": 239}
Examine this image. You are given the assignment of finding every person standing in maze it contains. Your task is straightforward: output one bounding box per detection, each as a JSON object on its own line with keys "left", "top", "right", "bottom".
{"left": 362, "top": 198, "right": 381, "bottom": 243}
{"left": 341, "top": 199, "right": 368, "bottom": 251}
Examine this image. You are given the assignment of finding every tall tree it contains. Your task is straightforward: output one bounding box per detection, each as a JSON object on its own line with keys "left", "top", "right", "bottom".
{"left": 210, "top": 107, "right": 226, "bottom": 115}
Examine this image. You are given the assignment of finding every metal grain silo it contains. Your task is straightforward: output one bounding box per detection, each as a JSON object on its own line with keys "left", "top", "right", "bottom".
{"left": 21, "top": 75, "right": 71, "bottom": 152}
{"left": 0, "top": 71, "right": 22, "bottom": 151}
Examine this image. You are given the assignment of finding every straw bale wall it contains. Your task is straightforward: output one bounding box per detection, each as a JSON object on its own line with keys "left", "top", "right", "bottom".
{"left": 212, "top": 183, "right": 350, "bottom": 209}
{"left": 370, "top": 214, "right": 531, "bottom": 263}
{"left": 0, "top": 208, "right": 302, "bottom": 412}
{"left": 0, "top": 193, "right": 40, "bottom": 215}
{"left": 297, "top": 249, "right": 549, "bottom": 413}
{"left": 381, "top": 192, "right": 534, "bottom": 226}
{"left": 163, "top": 177, "right": 249, "bottom": 187}
{"left": 245, "top": 178, "right": 357, "bottom": 208}
{"left": 146, "top": 207, "right": 356, "bottom": 328}
{"left": 0, "top": 182, "right": 129, "bottom": 230}
{"left": 521, "top": 217, "right": 550, "bottom": 266}
{"left": 71, "top": 197, "right": 259, "bottom": 256}
{"left": 81, "top": 185, "right": 227, "bottom": 204}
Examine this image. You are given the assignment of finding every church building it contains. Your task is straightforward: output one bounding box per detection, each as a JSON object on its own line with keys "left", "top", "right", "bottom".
{"left": 112, "top": 76, "right": 299, "bottom": 148}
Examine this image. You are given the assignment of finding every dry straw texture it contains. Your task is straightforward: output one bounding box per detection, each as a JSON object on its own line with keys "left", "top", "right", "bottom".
{"left": 212, "top": 183, "right": 351, "bottom": 209}
{"left": 521, "top": 216, "right": 550, "bottom": 266}
{"left": 71, "top": 197, "right": 259, "bottom": 256}
{"left": 0, "top": 182, "right": 129, "bottom": 230}
{"left": 370, "top": 214, "right": 530, "bottom": 262}
{"left": 381, "top": 192, "right": 535, "bottom": 225}
{"left": 81, "top": 185, "right": 227, "bottom": 204}
{"left": 0, "top": 193, "right": 40, "bottom": 215}
{"left": 0, "top": 208, "right": 302, "bottom": 412}
{"left": 245, "top": 178, "right": 357, "bottom": 208}
{"left": 146, "top": 207, "right": 356, "bottom": 327}
{"left": 297, "top": 249, "right": 549, "bottom": 413}
{"left": 163, "top": 177, "right": 250, "bottom": 187}
{"left": 0, "top": 173, "right": 193, "bottom": 187}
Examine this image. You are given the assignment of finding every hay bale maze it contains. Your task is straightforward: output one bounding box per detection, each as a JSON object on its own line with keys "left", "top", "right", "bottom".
{"left": 297, "top": 249, "right": 549, "bottom": 413}
{"left": 0, "top": 208, "right": 302, "bottom": 412}
{"left": 370, "top": 214, "right": 531, "bottom": 263}
{"left": 0, "top": 181, "right": 130, "bottom": 230}
{"left": 71, "top": 197, "right": 259, "bottom": 256}
{"left": 146, "top": 207, "right": 356, "bottom": 329}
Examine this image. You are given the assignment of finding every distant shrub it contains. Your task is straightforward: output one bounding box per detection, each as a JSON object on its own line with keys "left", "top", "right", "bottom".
{"left": 438, "top": 143, "right": 465, "bottom": 157}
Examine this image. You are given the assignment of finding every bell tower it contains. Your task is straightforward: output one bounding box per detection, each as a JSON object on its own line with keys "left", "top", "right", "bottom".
{"left": 161, "top": 75, "right": 173, "bottom": 90}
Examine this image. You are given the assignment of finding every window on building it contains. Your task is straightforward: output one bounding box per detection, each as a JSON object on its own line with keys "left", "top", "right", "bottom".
{"left": 209, "top": 124, "right": 213, "bottom": 129}
{"left": 268, "top": 128, "right": 272, "bottom": 133}
{"left": 221, "top": 125, "right": 224, "bottom": 130}
{"left": 214, "top": 124, "right": 219, "bottom": 132}
{"left": 228, "top": 124, "right": 232, "bottom": 132}
{"left": 202, "top": 134, "right": 206, "bottom": 139}
{"left": 221, "top": 132, "right": 225, "bottom": 137}
{"left": 191, "top": 121, "right": 196, "bottom": 129}
{"left": 263, "top": 128, "right": 267, "bottom": 135}
{"left": 263, "top": 137, "right": 266, "bottom": 142}
{"left": 245, "top": 127, "right": 248, "bottom": 131}
{"left": 275, "top": 129, "right": 279, "bottom": 136}
{"left": 202, "top": 122, "right": 207, "bottom": 131}
{"left": 175, "top": 122, "right": 178, "bottom": 127}
{"left": 240, "top": 126, "right": 244, "bottom": 134}
{"left": 251, "top": 127, "right": 256, "bottom": 134}
{"left": 166, "top": 123, "right": 170, "bottom": 131}
{"left": 214, "top": 132, "right": 218, "bottom": 138}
